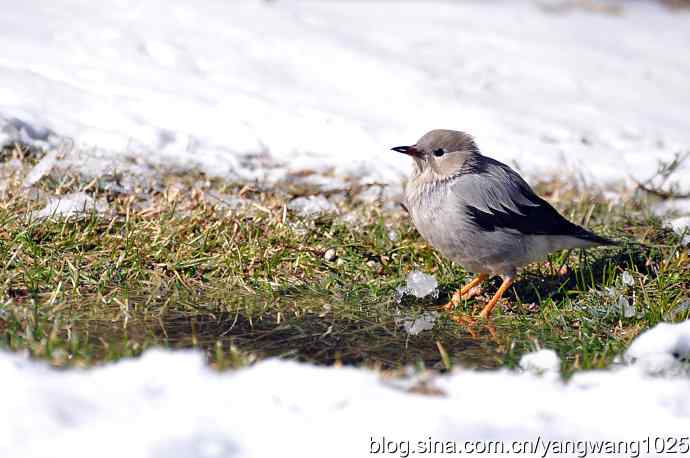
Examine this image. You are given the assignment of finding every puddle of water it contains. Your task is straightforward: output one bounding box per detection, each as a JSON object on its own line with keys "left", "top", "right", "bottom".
{"left": 14, "top": 286, "right": 507, "bottom": 370}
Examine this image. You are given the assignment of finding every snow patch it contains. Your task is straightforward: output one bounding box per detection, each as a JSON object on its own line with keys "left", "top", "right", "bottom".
{"left": 35, "top": 192, "right": 106, "bottom": 219}
{"left": 287, "top": 195, "right": 336, "bottom": 218}
{"left": 621, "top": 270, "right": 634, "bottom": 287}
{"left": 22, "top": 150, "right": 58, "bottom": 188}
{"left": 624, "top": 320, "right": 690, "bottom": 376}
{"left": 668, "top": 216, "right": 690, "bottom": 237}
{"left": 519, "top": 349, "right": 561, "bottom": 377}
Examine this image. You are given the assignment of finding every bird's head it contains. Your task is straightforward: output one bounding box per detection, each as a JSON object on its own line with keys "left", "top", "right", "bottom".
{"left": 392, "top": 129, "right": 480, "bottom": 178}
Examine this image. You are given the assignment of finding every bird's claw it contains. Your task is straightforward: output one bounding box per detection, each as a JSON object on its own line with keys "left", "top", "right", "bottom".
{"left": 461, "top": 285, "right": 483, "bottom": 300}
{"left": 443, "top": 285, "right": 484, "bottom": 311}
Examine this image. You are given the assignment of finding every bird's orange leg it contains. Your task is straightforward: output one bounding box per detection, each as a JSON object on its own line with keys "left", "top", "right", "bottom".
{"left": 479, "top": 276, "right": 514, "bottom": 319}
{"left": 443, "top": 273, "right": 489, "bottom": 311}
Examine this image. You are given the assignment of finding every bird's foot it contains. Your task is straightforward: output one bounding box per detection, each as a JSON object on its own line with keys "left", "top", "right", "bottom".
{"left": 442, "top": 295, "right": 460, "bottom": 312}
{"left": 478, "top": 299, "right": 507, "bottom": 320}
{"left": 443, "top": 274, "right": 488, "bottom": 311}
{"left": 478, "top": 276, "right": 514, "bottom": 319}
{"left": 461, "top": 284, "right": 483, "bottom": 300}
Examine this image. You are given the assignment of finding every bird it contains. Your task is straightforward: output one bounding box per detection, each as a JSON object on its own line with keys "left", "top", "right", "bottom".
{"left": 392, "top": 129, "right": 616, "bottom": 319}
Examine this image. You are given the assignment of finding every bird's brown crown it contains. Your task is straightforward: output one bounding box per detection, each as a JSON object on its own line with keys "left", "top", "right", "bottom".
{"left": 416, "top": 129, "right": 479, "bottom": 156}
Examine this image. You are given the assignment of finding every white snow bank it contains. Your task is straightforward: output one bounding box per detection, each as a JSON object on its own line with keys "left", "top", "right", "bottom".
{"left": 1, "top": 1, "right": 690, "bottom": 186}
{"left": 2, "top": 321, "right": 690, "bottom": 458}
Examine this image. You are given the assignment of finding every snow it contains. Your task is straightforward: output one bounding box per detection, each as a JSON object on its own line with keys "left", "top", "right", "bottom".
{"left": 287, "top": 195, "right": 336, "bottom": 217}
{"left": 618, "top": 295, "right": 636, "bottom": 319}
{"left": 624, "top": 320, "right": 690, "bottom": 376}
{"left": 396, "top": 270, "right": 439, "bottom": 299}
{"left": 519, "top": 349, "right": 561, "bottom": 377}
{"left": 1, "top": 320, "right": 690, "bottom": 458}
{"left": 21, "top": 149, "right": 57, "bottom": 188}
{"left": 621, "top": 270, "right": 634, "bottom": 287}
{"left": 1, "top": 0, "right": 690, "bottom": 188}
{"left": 395, "top": 271, "right": 440, "bottom": 334}
{"left": 34, "top": 191, "right": 106, "bottom": 219}
{"left": 668, "top": 215, "right": 690, "bottom": 236}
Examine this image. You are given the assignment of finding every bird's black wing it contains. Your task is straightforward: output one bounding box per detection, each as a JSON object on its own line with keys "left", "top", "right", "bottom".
{"left": 454, "top": 156, "right": 614, "bottom": 244}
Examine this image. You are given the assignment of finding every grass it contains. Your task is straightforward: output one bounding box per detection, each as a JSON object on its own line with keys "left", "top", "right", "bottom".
{"left": 0, "top": 143, "right": 688, "bottom": 376}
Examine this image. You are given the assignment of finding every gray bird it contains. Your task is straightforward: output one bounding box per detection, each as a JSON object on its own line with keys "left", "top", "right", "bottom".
{"left": 393, "top": 129, "right": 616, "bottom": 319}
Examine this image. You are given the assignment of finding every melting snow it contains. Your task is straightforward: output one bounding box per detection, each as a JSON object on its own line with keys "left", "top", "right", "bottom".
{"left": 668, "top": 216, "right": 690, "bottom": 238}
{"left": 618, "top": 296, "right": 636, "bottom": 319}
{"left": 621, "top": 270, "right": 634, "bottom": 287}
{"left": 396, "top": 270, "right": 439, "bottom": 300}
{"left": 387, "top": 229, "right": 398, "bottom": 242}
{"left": 287, "top": 195, "right": 336, "bottom": 218}
{"left": 34, "top": 192, "right": 106, "bottom": 219}
{"left": 624, "top": 320, "right": 690, "bottom": 376}
{"left": 21, "top": 150, "right": 58, "bottom": 188}
{"left": 519, "top": 349, "right": 561, "bottom": 377}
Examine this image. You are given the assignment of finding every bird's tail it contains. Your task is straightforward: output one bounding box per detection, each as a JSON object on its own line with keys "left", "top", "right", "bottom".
{"left": 571, "top": 225, "right": 618, "bottom": 246}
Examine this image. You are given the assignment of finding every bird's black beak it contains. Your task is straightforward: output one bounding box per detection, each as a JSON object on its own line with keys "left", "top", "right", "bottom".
{"left": 391, "top": 145, "right": 422, "bottom": 157}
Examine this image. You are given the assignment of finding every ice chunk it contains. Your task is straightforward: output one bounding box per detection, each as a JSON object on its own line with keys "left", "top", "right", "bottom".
{"left": 402, "top": 311, "right": 439, "bottom": 335}
{"left": 519, "top": 349, "right": 561, "bottom": 376}
{"left": 35, "top": 192, "right": 106, "bottom": 219}
{"left": 22, "top": 150, "right": 57, "bottom": 188}
{"left": 387, "top": 229, "right": 398, "bottom": 242}
{"left": 624, "top": 320, "right": 690, "bottom": 376}
{"left": 621, "top": 270, "right": 634, "bottom": 286}
{"left": 668, "top": 216, "right": 690, "bottom": 236}
{"left": 396, "top": 270, "right": 438, "bottom": 299}
{"left": 207, "top": 193, "right": 250, "bottom": 212}
{"left": 356, "top": 185, "right": 382, "bottom": 204}
{"left": 287, "top": 195, "right": 336, "bottom": 218}
{"left": 618, "top": 296, "right": 636, "bottom": 318}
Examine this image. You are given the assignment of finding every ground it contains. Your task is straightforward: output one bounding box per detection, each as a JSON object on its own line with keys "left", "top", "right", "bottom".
{"left": 1, "top": 142, "right": 687, "bottom": 377}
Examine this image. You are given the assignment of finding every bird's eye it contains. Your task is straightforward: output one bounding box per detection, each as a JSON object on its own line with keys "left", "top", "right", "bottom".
{"left": 432, "top": 148, "right": 446, "bottom": 157}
